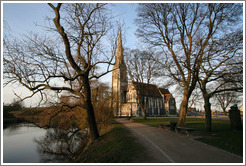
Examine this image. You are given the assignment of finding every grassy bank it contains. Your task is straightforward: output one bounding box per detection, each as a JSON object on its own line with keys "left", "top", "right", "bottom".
{"left": 76, "top": 121, "right": 151, "bottom": 163}
{"left": 133, "top": 117, "right": 243, "bottom": 156}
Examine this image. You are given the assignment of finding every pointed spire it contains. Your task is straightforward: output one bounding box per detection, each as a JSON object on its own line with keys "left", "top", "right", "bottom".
{"left": 116, "top": 28, "right": 123, "bottom": 63}
{"left": 117, "top": 28, "right": 122, "bottom": 48}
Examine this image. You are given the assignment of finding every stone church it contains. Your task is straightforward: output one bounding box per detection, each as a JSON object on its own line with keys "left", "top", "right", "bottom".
{"left": 111, "top": 30, "right": 177, "bottom": 117}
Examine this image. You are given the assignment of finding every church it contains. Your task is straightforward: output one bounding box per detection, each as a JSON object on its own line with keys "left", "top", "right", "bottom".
{"left": 111, "top": 30, "right": 177, "bottom": 117}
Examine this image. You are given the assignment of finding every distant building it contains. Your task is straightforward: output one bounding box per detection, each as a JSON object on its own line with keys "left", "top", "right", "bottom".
{"left": 111, "top": 29, "right": 177, "bottom": 117}
{"left": 188, "top": 107, "right": 197, "bottom": 112}
{"left": 240, "top": 105, "right": 243, "bottom": 116}
{"left": 187, "top": 107, "right": 197, "bottom": 116}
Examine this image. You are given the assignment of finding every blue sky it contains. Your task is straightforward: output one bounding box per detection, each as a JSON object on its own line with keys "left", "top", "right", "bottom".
{"left": 3, "top": 3, "right": 52, "bottom": 38}
{"left": 3, "top": 3, "right": 138, "bottom": 46}
{"left": 2, "top": 2, "right": 139, "bottom": 105}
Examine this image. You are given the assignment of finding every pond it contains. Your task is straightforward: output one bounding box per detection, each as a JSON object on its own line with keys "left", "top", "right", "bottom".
{"left": 3, "top": 123, "right": 87, "bottom": 163}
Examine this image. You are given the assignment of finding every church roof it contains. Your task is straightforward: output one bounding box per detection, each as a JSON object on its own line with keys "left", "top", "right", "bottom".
{"left": 132, "top": 81, "right": 170, "bottom": 98}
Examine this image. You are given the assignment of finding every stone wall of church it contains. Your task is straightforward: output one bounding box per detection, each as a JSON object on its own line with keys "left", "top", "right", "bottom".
{"left": 121, "top": 102, "right": 138, "bottom": 117}
{"left": 120, "top": 103, "right": 130, "bottom": 116}
{"left": 126, "top": 84, "right": 137, "bottom": 103}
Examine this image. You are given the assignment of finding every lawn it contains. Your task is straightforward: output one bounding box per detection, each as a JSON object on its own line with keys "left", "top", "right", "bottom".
{"left": 76, "top": 120, "right": 151, "bottom": 163}
{"left": 133, "top": 117, "right": 243, "bottom": 156}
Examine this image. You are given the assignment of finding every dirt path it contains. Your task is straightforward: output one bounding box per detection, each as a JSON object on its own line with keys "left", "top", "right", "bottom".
{"left": 116, "top": 118, "right": 243, "bottom": 163}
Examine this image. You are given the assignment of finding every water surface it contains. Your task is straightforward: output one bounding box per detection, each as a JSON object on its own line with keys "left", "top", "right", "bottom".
{"left": 3, "top": 123, "right": 85, "bottom": 163}
{"left": 3, "top": 124, "right": 46, "bottom": 163}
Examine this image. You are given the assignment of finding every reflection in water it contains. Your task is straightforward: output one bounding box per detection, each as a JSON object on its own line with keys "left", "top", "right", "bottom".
{"left": 3, "top": 123, "right": 36, "bottom": 135}
{"left": 34, "top": 128, "right": 89, "bottom": 162}
{"left": 3, "top": 124, "right": 47, "bottom": 163}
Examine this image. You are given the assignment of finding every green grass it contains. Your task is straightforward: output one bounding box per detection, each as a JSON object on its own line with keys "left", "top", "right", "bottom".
{"left": 76, "top": 121, "right": 151, "bottom": 163}
{"left": 195, "top": 131, "right": 243, "bottom": 156}
{"left": 132, "top": 117, "right": 243, "bottom": 156}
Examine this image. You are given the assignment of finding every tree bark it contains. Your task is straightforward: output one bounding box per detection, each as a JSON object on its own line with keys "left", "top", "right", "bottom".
{"left": 83, "top": 76, "right": 100, "bottom": 141}
{"left": 142, "top": 108, "right": 146, "bottom": 120}
{"left": 178, "top": 93, "right": 189, "bottom": 125}
{"left": 203, "top": 94, "right": 212, "bottom": 132}
{"left": 143, "top": 97, "right": 148, "bottom": 120}
{"left": 223, "top": 108, "right": 226, "bottom": 115}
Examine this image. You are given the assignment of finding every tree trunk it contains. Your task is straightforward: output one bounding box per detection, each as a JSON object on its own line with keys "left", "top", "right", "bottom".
{"left": 85, "top": 100, "right": 100, "bottom": 141}
{"left": 140, "top": 97, "right": 147, "bottom": 120}
{"left": 143, "top": 101, "right": 148, "bottom": 120}
{"left": 203, "top": 94, "right": 212, "bottom": 132}
{"left": 223, "top": 108, "right": 226, "bottom": 115}
{"left": 178, "top": 94, "right": 189, "bottom": 125}
{"left": 83, "top": 77, "right": 100, "bottom": 141}
{"left": 142, "top": 108, "right": 146, "bottom": 120}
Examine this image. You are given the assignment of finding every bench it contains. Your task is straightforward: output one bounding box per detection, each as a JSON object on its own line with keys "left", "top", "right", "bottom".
{"left": 126, "top": 117, "right": 131, "bottom": 120}
{"left": 159, "top": 123, "right": 171, "bottom": 130}
{"left": 175, "top": 127, "right": 196, "bottom": 136}
{"left": 159, "top": 121, "right": 177, "bottom": 131}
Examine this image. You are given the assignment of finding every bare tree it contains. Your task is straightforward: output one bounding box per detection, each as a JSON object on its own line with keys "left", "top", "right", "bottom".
{"left": 125, "top": 49, "right": 160, "bottom": 119}
{"left": 136, "top": 3, "right": 243, "bottom": 125}
{"left": 214, "top": 90, "right": 240, "bottom": 115}
{"left": 188, "top": 87, "right": 203, "bottom": 109}
{"left": 198, "top": 28, "right": 243, "bottom": 131}
{"left": 3, "top": 3, "right": 114, "bottom": 141}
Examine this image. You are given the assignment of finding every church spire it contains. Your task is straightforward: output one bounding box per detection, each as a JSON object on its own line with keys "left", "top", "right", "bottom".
{"left": 111, "top": 27, "right": 128, "bottom": 117}
{"left": 116, "top": 28, "right": 123, "bottom": 64}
